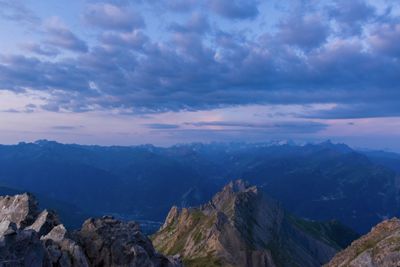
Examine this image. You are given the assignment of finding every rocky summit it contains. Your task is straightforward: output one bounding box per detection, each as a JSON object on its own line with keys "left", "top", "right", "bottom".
{"left": 152, "top": 180, "right": 357, "bottom": 267}
{"left": 325, "top": 218, "right": 400, "bottom": 267}
{"left": 0, "top": 193, "right": 181, "bottom": 267}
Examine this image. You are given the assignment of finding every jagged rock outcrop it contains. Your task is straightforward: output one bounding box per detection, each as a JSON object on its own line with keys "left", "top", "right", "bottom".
{"left": 42, "top": 224, "right": 89, "bottom": 267}
{"left": 325, "top": 218, "right": 400, "bottom": 267}
{"left": 74, "top": 216, "right": 182, "bottom": 267}
{"left": 0, "top": 193, "right": 39, "bottom": 228}
{"left": 0, "top": 193, "right": 181, "bottom": 267}
{"left": 26, "top": 210, "right": 60, "bottom": 236}
{"left": 153, "top": 180, "right": 357, "bottom": 267}
{"left": 0, "top": 226, "right": 49, "bottom": 267}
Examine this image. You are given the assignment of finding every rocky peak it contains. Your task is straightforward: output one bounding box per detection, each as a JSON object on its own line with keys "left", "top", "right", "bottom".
{"left": 225, "top": 179, "right": 250, "bottom": 193}
{"left": 325, "top": 217, "right": 400, "bottom": 267}
{"left": 0, "top": 193, "right": 39, "bottom": 228}
{"left": 26, "top": 209, "right": 60, "bottom": 236}
{"left": 153, "top": 180, "right": 350, "bottom": 267}
{"left": 207, "top": 179, "right": 259, "bottom": 215}
{"left": 0, "top": 194, "right": 181, "bottom": 267}
{"left": 75, "top": 216, "right": 181, "bottom": 267}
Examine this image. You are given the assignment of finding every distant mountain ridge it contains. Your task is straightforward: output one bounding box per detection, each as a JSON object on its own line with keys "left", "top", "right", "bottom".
{"left": 152, "top": 180, "right": 358, "bottom": 267}
{"left": 0, "top": 140, "right": 399, "bottom": 233}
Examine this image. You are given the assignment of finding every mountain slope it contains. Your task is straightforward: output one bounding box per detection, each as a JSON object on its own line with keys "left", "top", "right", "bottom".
{"left": 325, "top": 218, "right": 400, "bottom": 267}
{"left": 152, "top": 180, "right": 357, "bottom": 267}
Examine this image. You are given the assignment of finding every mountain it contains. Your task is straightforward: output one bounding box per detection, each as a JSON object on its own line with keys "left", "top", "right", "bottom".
{"left": 234, "top": 143, "right": 400, "bottom": 233}
{"left": 0, "top": 140, "right": 399, "bottom": 233}
{"left": 0, "top": 192, "right": 181, "bottom": 267}
{"left": 361, "top": 149, "right": 400, "bottom": 173}
{"left": 325, "top": 218, "right": 400, "bottom": 267}
{"left": 152, "top": 180, "right": 358, "bottom": 267}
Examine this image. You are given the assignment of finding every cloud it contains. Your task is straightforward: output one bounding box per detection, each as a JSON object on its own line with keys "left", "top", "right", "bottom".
{"left": 277, "top": 13, "right": 330, "bottom": 50}
{"left": 185, "top": 121, "right": 328, "bottom": 133}
{"left": 328, "top": 0, "right": 376, "bottom": 36}
{"left": 100, "top": 30, "right": 149, "bottom": 50}
{"left": 144, "top": 123, "right": 180, "bottom": 129}
{"left": 84, "top": 3, "right": 145, "bottom": 31}
{"left": 1, "top": 0, "right": 399, "bottom": 120}
{"left": 21, "top": 43, "right": 60, "bottom": 57}
{"left": 1, "top": 103, "right": 37, "bottom": 113}
{"left": 305, "top": 102, "right": 400, "bottom": 119}
{"left": 0, "top": 0, "right": 40, "bottom": 25}
{"left": 369, "top": 23, "right": 400, "bottom": 58}
{"left": 44, "top": 17, "right": 88, "bottom": 53}
{"left": 52, "top": 125, "right": 84, "bottom": 130}
{"left": 169, "top": 13, "right": 210, "bottom": 34}
{"left": 165, "top": 0, "right": 198, "bottom": 13}
{"left": 207, "top": 0, "right": 259, "bottom": 20}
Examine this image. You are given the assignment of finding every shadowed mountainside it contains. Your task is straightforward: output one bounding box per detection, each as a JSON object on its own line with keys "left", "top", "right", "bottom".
{"left": 152, "top": 180, "right": 358, "bottom": 267}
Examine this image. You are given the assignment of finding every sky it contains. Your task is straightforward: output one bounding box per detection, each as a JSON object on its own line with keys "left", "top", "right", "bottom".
{"left": 0, "top": 0, "right": 399, "bottom": 151}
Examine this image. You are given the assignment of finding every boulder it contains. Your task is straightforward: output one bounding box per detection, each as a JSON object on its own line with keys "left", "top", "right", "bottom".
{"left": 26, "top": 210, "right": 60, "bottom": 236}
{"left": 0, "top": 193, "right": 39, "bottom": 228}
{"left": 41, "top": 224, "right": 89, "bottom": 267}
{"left": 75, "top": 216, "right": 182, "bottom": 267}
{"left": 0, "top": 228, "right": 50, "bottom": 267}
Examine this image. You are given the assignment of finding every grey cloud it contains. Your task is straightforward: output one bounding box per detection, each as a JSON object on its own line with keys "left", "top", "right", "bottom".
{"left": 165, "top": 0, "right": 198, "bottom": 13}
{"left": 144, "top": 123, "right": 180, "bottom": 129}
{"left": 1, "top": 0, "right": 399, "bottom": 120}
{"left": 84, "top": 3, "right": 145, "bottom": 31}
{"left": 277, "top": 14, "right": 330, "bottom": 50}
{"left": 0, "top": 0, "right": 40, "bottom": 25}
{"left": 328, "top": 0, "right": 376, "bottom": 36}
{"left": 52, "top": 125, "right": 84, "bottom": 130}
{"left": 185, "top": 121, "right": 328, "bottom": 133}
{"left": 44, "top": 19, "right": 88, "bottom": 53}
{"left": 369, "top": 23, "right": 400, "bottom": 58}
{"left": 100, "top": 30, "right": 149, "bottom": 50}
{"left": 304, "top": 102, "right": 400, "bottom": 119}
{"left": 208, "top": 0, "right": 259, "bottom": 19}
{"left": 22, "top": 43, "right": 60, "bottom": 57}
{"left": 169, "top": 14, "right": 210, "bottom": 34}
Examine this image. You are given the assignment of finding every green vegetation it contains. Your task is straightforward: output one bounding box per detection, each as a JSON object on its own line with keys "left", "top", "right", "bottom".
{"left": 288, "top": 215, "right": 359, "bottom": 249}
{"left": 183, "top": 256, "right": 223, "bottom": 267}
{"left": 192, "top": 229, "right": 203, "bottom": 245}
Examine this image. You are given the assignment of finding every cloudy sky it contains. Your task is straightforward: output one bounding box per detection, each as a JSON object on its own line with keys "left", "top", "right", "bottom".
{"left": 0, "top": 0, "right": 399, "bottom": 150}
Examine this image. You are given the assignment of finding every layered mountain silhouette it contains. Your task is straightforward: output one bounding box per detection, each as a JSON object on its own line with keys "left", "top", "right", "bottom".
{"left": 0, "top": 140, "right": 399, "bottom": 233}
{"left": 152, "top": 180, "right": 358, "bottom": 267}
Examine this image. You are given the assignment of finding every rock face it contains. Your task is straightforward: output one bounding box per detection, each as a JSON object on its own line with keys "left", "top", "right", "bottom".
{"left": 0, "top": 193, "right": 181, "bottom": 267}
{"left": 325, "top": 218, "right": 400, "bottom": 267}
{"left": 74, "top": 216, "right": 181, "bottom": 267}
{"left": 0, "top": 193, "right": 39, "bottom": 228}
{"left": 152, "top": 180, "right": 357, "bottom": 267}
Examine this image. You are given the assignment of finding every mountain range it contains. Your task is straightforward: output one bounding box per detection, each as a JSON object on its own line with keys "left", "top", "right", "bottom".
{"left": 0, "top": 140, "right": 399, "bottom": 234}
{"left": 152, "top": 180, "right": 358, "bottom": 267}
{"left": 1, "top": 179, "right": 399, "bottom": 267}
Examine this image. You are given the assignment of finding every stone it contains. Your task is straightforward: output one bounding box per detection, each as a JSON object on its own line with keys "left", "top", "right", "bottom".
{"left": 325, "top": 218, "right": 400, "bottom": 267}
{"left": 26, "top": 209, "right": 60, "bottom": 236}
{"left": 0, "top": 193, "right": 39, "bottom": 228}
{"left": 75, "top": 216, "right": 181, "bottom": 267}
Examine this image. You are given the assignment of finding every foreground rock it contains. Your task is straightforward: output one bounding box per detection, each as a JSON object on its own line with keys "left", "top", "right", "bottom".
{"left": 325, "top": 218, "right": 400, "bottom": 267}
{"left": 74, "top": 216, "right": 181, "bottom": 267}
{"left": 153, "top": 180, "right": 358, "bottom": 267}
{"left": 0, "top": 193, "right": 181, "bottom": 267}
{"left": 0, "top": 193, "right": 39, "bottom": 228}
